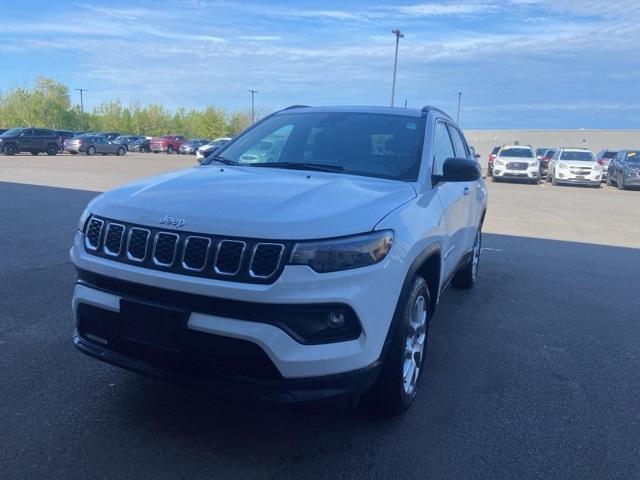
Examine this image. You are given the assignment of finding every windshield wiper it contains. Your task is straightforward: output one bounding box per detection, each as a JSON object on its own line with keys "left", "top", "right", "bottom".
{"left": 249, "top": 162, "right": 344, "bottom": 173}
{"left": 205, "top": 155, "right": 238, "bottom": 166}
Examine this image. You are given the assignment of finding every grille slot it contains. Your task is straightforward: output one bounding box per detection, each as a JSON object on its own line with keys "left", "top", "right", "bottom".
{"left": 153, "top": 232, "right": 179, "bottom": 266}
{"left": 182, "top": 236, "right": 211, "bottom": 271}
{"left": 214, "top": 240, "right": 246, "bottom": 275}
{"left": 85, "top": 218, "right": 104, "bottom": 251}
{"left": 506, "top": 162, "right": 529, "bottom": 170}
{"left": 103, "top": 223, "right": 125, "bottom": 256}
{"left": 250, "top": 243, "right": 285, "bottom": 278}
{"left": 126, "top": 228, "right": 150, "bottom": 262}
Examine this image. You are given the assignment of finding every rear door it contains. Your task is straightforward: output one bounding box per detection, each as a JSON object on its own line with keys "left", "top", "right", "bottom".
{"left": 35, "top": 129, "right": 51, "bottom": 151}
{"left": 432, "top": 121, "right": 468, "bottom": 278}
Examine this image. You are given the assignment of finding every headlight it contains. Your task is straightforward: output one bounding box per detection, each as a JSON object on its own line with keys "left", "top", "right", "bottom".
{"left": 495, "top": 159, "right": 505, "bottom": 166}
{"left": 78, "top": 208, "right": 91, "bottom": 232}
{"left": 558, "top": 163, "right": 568, "bottom": 170}
{"left": 529, "top": 161, "right": 538, "bottom": 167}
{"left": 289, "top": 230, "right": 393, "bottom": 273}
{"left": 593, "top": 164, "right": 603, "bottom": 172}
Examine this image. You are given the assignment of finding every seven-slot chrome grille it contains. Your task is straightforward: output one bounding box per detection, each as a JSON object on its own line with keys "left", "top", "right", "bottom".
{"left": 83, "top": 216, "right": 289, "bottom": 284}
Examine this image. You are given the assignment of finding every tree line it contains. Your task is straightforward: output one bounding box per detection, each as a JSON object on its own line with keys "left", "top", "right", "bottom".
{"left": 0, "top": 76, "right": 257, "bottom": 138}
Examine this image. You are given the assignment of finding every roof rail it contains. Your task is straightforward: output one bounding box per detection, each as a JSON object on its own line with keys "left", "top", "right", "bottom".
{"left": 282, "top": 105, "right": 310, "bottom": 111}
{"left": 420, "top": 105, "right": 454, "bottom": 121}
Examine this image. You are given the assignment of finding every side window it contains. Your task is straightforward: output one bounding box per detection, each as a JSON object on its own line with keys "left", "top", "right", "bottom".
{"left": 21, "top": 129, "right": 34, "bottom": 137}
{"left": 447, "top": 124, "right": 469, "bottom": 159}
{"left": 432, "top": 121, "right": 455, "bottom": 175}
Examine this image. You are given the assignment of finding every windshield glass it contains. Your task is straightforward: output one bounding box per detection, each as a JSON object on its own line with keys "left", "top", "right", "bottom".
{"left": 561, "top": 151, "right": 595, "bottom": 161}
{"left": 499, "top": 147, "right": 534, "bottom": 158}
{"left": 491, "top": 146, "right": 500, "bottom": 154}
{"left": 626, "top": 151, "right": 640, "bottom": 162}
{"left": 0, "top": 128, "right": 24, "bottom": 137}
{"left": 211, "top": 112, "right": 425, "bottom": 181}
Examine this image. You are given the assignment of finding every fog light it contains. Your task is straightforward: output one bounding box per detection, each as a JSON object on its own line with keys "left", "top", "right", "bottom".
{"left": 327, "top": 312, "right": 346, "bottom": 329}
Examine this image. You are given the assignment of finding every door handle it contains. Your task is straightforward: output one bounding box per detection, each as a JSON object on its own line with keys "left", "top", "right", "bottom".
{"left": 463, "top": 186, "right": 471, "bottom": 195}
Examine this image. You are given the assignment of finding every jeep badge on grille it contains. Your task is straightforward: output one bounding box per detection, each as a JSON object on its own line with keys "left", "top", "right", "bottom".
{"left": 159, "top": 214, "right": 186, "bottom": 228}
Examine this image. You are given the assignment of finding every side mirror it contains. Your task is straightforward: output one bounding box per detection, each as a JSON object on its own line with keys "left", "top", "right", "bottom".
{"left": 432, "top": 157, "right": 481, "bottom": 184}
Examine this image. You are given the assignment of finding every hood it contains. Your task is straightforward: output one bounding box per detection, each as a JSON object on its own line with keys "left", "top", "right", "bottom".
{"left": 89, "top": 166, "right": 416, "bottom": 239}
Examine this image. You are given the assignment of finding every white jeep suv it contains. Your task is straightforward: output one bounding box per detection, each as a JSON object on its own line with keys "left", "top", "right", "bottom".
{"left": 491, "top": 145, "right": 540, "bottom": 183}
{"left": 70, "top": 105, "right": 487, "bottom": 414}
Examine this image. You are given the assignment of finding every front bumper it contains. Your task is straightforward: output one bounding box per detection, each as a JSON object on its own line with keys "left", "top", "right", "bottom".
{"left": 70, "top": 231, "right": 404, "bottom": 382}
{"left": 555, "top": 171, "right": 602, "bottom": 185}
{"left": 493, "top": 166, "right": 539, "bottom": 180}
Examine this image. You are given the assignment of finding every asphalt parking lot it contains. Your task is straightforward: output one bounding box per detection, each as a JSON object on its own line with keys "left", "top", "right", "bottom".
{"left": 1, "top": 153, "right": 640, "bottom": 479}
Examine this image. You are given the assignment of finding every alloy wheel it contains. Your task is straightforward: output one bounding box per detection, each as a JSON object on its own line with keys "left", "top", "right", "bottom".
{"left": 403, "top": 295, "right": 427, "bottom": 396}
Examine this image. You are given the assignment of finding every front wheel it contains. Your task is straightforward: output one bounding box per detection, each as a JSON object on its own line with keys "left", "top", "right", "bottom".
{"left": 166, "top": 145, "right": 174, "bottom": 154}
{"left": 617, "top": 174, "right": 626, "bottom": 190}
{"left": 606, "top": 175, "right": 613, "bottom": 186}
{"left": 3, "top": 143, "right": 17, "bottom": 155}
{"left": 365, "top": 276, "right": 431, "bottom": 415}
{"left": 31, "top": 151, "right": 39, "bottom": 156}
{"left": 86, "top": 146, "right": 96, "bottom": 156}
{"left": 451, "top": 228, "right": 481, "bottom": 289}
{"left": 117, "top": 147, "right": 125, "bottom": 156}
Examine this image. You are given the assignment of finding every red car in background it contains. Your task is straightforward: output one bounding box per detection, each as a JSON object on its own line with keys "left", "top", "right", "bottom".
{"left": 539, "top": 149, "right": 556, "bottom": 178}
{"left": 150, "top": 135, "right": 186, "bottom": 154}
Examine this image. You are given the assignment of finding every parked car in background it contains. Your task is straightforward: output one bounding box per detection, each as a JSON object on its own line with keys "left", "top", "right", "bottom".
{"left": 547, "top": 148, "right": 601, "bottom": 187}
{"left": 179, "top": 139, "right": 210, "bottom": 155}
{"left": 607, "top": 149, "right": 640, "bottom": 190}
{"left": 0, "top": 127, "right": 61, "bottom": 155}
{"left": 535, "top": 148, "right": 551, "bottom": 161}
{"left": 486, "top": 146, "right": 500, "bottom": 176}
{"left": 128, "top": 137, "right": 151, "bottom": 153}
{"left": 98, "top": 132, "right": 120, "bottom": 141}
{"left": 64, "top": 135, "right": 126, "bottom": 156}
{"left": 150, "top": 135, "right": 186, "bottom": 154}
{"left": 491, "top": 145, "right": 539, "bottom": 183}
{"left": 595, "top": 149, "right": 617, "bottom": 181}
{"left": 113, "top": 135, "right": 144, "bottom": 151}
{"left": 56, "top": 130, "right": 76, "bottom": 152}
{"left": 196, "top": 137, "right": 232, "bottom": 162}
{"left": 539, "top": 149, "right": 556, "bottom": 178}
{"left": 70, "top": 104, "right": 486, "bottom": 414}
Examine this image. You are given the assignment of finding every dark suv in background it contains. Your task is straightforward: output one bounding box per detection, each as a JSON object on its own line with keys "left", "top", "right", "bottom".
{"left": 0, "top": 128, "right": 61, "bottom": 155}
{"left": 607, "top": 150, "right": 640, "bottom": 190}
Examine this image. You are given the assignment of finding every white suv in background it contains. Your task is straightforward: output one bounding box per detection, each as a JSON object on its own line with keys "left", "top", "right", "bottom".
{"left": 491, "top": 145, "right": 540, "bottom": 183}
{"left": 70, "top": 105, "right": 487, "bottom": 415}
{"left": 547, "top": 148, "right": 602, "bottom": 187}
{"left": 196, "top": 137, "right": 232, "bottom": 163}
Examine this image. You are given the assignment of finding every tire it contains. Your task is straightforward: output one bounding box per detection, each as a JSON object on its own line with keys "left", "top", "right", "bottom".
{"left": 70, "top": 152, "right": 77, "bottom": 155}
{"left": 617, "top": 173, "right": 626, "bottom": 190}
{"left": 46, "top": 144, "right": 58, "bottom": 156}
{"left": 4, "top": 143, "right": 17, "bottom": 155}
{"left": 451, "top": 228, "right": 481, "bottom": 289}
{"left": 166, "top": 145, "right": 174, "bottom": 154}
{"left": 606, "top": 175, "right": 613, "bottom": 186}
{"left": 365, "top": 276, "right": 431, "bottom": 415}
{"left": 86, "top": 146, "right": 96, "bottom": 156}
{"left": 117, "top": 147, "right": 125, "bottom": 156}
{"left": 31, "top": 151, "right": 39, "bottom": 156}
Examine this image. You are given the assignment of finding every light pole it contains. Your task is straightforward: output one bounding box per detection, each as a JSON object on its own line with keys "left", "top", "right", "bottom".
{"left": 456, "top": 91, "right": 462, "bottom": 124}
{"left": 75, "top": 88, "right": 88, "bottom": 131}
{"left": 248, "top": 89, "right": 258, "bottom": 123}
{"left": 390, "top": 29, "right": 404, "bottom": 107}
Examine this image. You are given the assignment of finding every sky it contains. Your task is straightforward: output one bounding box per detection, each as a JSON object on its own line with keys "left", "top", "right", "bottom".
{"left": 0, "top": 0, "right": 639, "bottom": 129}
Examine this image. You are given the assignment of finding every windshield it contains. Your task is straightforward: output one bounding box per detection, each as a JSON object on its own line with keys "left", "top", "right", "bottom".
{"left": 499, "top": 147, "right": 535, "bottom": 158}
{"left": 209, "top": 112, "right": 425, "bottom": 181}
{"left": 626, "top": 151, "right": 640, "bottom": 162}
{"left": 0, "top": 128, "right": 24, "bottom": 137}
{"left": 561, "top": 151, "right": 595, "bottom": 161}
{"left": 491, "top": 146, "right": 500, "bottom": 154}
